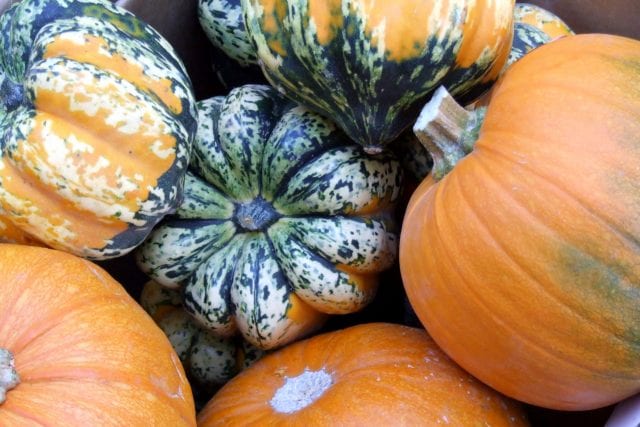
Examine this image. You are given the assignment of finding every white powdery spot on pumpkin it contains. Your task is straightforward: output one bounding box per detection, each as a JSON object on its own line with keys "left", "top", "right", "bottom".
{"left": 270, "top": 368, "right": 333, "bottom": 414}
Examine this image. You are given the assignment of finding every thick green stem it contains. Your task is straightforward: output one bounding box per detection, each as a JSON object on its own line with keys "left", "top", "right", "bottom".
{"left": 0, "top": 348, "right": 19, "bottom": 405}
{"left": 413, "top": 86, "right": 486, "bottom": 181}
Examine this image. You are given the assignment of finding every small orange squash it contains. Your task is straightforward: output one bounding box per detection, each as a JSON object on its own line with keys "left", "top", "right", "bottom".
{"left": 197, "top": 323, "right": 528, "bottom": 426}
{"left": 0, "top": 244, "right": 195, "bottom": 425}
{"left": 400, "top": 34, "right": 640, "bottom": 410}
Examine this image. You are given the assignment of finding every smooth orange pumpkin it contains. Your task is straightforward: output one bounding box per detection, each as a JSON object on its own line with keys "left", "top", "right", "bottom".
{"left": 0, "top": 244, "right": 196, "bottom": 425}
{"left": 197, "top": 323, "right": 529, "bottom": 426}
{"left": 400, "top": 34, "right": 640, "bottom": 410}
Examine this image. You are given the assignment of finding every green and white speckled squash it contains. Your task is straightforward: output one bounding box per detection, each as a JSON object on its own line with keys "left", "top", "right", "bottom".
{"left": 197, "top": 0, "right": 267, "bottom": 91}
{"left": 136, "top": 84, "right": 403, "bottom": 350}
{"left": 240, "top": 0, "right": 515, "bottom": 154}
{"left": 0, "top": 0, "right": 197, "bottom": 259}
{"left": 140, "top": 280, "right": 264, "bottom": 390}
{"left": 198, "top": 0, "right": 257, "bottom": 67}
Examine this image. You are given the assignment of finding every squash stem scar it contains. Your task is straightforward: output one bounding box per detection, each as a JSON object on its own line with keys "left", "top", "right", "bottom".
{"left": 270, "top": 368, "right": 333, "bottom": 413}
{"left": 0, "top": 348, "right": 20, "bottom": 405}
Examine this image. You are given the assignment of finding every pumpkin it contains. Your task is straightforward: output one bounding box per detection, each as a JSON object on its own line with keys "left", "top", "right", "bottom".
{"left": 240, "top": 0, "right": 515, "bottom": 154}
{"left": 0, "top": 244, "right": 195, "bottom": 425}
{"left": 197, "top": 323, "right": 529, "bottom": 425}
{"left": 136, "top": 84, "right": 403, "bottom": 350}
{"left": 0, "top": 0, "right": 197, "bottom": 259}
{"left": 141, "top": 279, "right": 264, "bottom": 391}
{"left": 400, "top": 34, "right": 640, "bottom": 410}
{"left": 396, "top": 3, "right": 573, "bottom": 182}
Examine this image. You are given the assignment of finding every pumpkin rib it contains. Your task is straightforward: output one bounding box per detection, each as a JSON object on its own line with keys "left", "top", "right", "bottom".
{"left": 408, "top": 175, "right": 639, "bottom": 396}
{"left": 478, "top": 135, "right": 640, "bottom": 252}
{"left": 464, "top": 151, "right": 640, "bottom": 348}
{"left": 11, "top": 376, "right": 190, "bottom": 418}
{"left": 8, "top": 294, "right": 126, "bottom": 355}
{"left": 0, "top": 404, "right": 47, "bottom": 426}
{"left": 424, "top": 171, "right": 593, "bottom": 367}
{"left": 5, "top": 381, "right": 189, "bottom": 426}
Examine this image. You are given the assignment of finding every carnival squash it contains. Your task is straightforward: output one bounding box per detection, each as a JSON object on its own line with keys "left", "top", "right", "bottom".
{"left": 197, "top": 323, "right": 529, "bottom": 426}
{"left": 241, "top": 0, "right": 515, "bottom": 154}
{"left": 197, "top": 0, "right": 267, "bottom": 91}
{"left": 396, "top": 2, "right": 573, "bottom": 182}
{"left": 141, "top": 280, "right": 264, "bottom": 390}
{"left": 0, "top": 0, "right": 197, "bottom": 259}
{"left": 0, "top": 244, "right": 195, "bottom": 425}
{"left": 513, "top": 2, "right": 574, "bottom": 40}
{"left": 136, "top": 84, "right": 402, "bottom": 350}
{"left": 198, "top": 0, "right": 257, "bottom": 68}
{"left": 400, "top": 34, "right": 640, "bottom": 410}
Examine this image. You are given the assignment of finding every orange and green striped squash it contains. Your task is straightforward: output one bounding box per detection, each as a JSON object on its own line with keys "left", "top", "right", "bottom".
{"left": 241, "top": 0, "right": 515, "bottom": 154}
{"left": 0, "top": 0, "right": 197, "bottom": 259}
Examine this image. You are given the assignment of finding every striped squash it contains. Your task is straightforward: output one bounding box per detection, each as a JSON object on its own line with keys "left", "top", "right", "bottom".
{"left": 0, "top": 0, "right": 197, "bottom": 259}
{"left": 198, "top": 0, "right": 258, "bottom": 68}
{"left": 507, "top": 3, "right": 574, "bottom": 71}
{"left": 241, "top": 0, "right": 515, "bottom": 154}
{"left": 140, "top": 280, "right": 264, "bottom": 391}
{"left": 136, "top": 84, "right": 402, "bottom": 350}
{"left": 198, "top": 0, "right": 267, "bottom": 91}
{"left": 396, "top": 3, "right": 573, "bottom": 182}
{"left": 513, "top": 2, "right": 574, "bottom": 39}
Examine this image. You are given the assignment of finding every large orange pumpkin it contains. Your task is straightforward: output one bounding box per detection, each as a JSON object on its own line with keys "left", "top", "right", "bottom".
{"left": 0, "top": 244, "right": 196, "bottom": 425}
{"left": 197, "top": 323, "right": 529, "bottom": 426}
{"left": 400, "top": 34, "right": 640, "bottom": 410}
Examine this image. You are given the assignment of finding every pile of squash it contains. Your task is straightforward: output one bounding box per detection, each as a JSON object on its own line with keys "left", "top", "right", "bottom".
{"left": 0, "top": 0, "right": 638, "bottom": 425}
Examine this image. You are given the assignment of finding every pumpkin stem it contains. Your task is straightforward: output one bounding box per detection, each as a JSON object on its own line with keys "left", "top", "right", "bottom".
{"left": 0, "top": 348, "right": 19, "bottom": 405}
{"left": 413, "top": 86, "right": 486, "bottom": 180}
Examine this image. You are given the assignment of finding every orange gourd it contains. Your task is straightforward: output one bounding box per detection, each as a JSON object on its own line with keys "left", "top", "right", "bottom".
{"left": 400, "top": 34, "right": 640, "bottom": 410}
{"left": 0, "top": 244, "right": 195, "bottom": 425}
{"left": 197, "top": 323, "right": 529, "bottom": 426}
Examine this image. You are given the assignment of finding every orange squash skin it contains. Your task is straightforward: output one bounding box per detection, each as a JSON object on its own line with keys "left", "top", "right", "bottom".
{"left": 197, "top": 323, "right": 528, "bottom": 426}
{"left": 0, "top": 244, "right": 196, "bottom": 425}
{"left": 400, "top": 34, "right": 640, "bottom": 410}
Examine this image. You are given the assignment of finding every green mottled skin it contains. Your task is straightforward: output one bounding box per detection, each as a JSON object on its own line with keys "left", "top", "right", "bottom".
{"left": 198, "top": 0, "right": 258, "bottom": 67}
{"left": 136, "top": 84, "right": 403, "bottom": 350}
{"left": 241, "top": 0, "right": 512, "bottom": 153}
{"left": 506, "top": 22, "right": 551, "bottom": 68}
{"left": 140, "top": 280, "right": 264, "bottom": 389}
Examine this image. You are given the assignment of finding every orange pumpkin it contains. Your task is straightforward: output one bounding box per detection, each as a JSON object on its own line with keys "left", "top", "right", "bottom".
{"left": 197, "top": 323, "right": 529, "bottom": 426}
{"left": 0, "top": 244, "right": 195, "bottom": 425}
{"left": 400, "top": 34, "right": 640, "bottom": 410}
